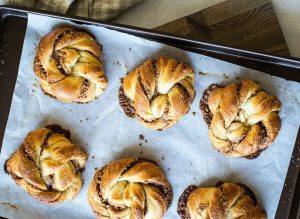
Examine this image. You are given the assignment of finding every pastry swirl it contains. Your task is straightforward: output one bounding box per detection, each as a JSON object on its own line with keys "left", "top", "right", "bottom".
{"left": 88, "top": 158, "right": 173, "bottom": 219}
{"left": 178, "top": 182, "right": 267, "bottom": 219}
{"left": 4, "top": 125, "right": 87, "bottom": 204}
{"left": 34, "top": 27, "right": 107, "bottom": 103}
{"left": 119, "top": 57, "right": 195, "bottom": 130}
{"left": 200, "top": 80, "right": 281, "bottom": 158}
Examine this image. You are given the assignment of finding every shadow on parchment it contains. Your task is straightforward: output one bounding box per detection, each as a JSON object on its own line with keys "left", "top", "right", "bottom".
{"left": 111, "top": 145, "right": 163, "bottom": 166}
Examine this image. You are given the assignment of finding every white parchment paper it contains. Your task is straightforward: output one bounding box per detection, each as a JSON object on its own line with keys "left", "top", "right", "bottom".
{"left": 0, "top": 14, "right": 300, "bottom": 219}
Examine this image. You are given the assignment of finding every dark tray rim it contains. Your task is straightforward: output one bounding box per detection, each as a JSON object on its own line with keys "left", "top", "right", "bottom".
{"left": 0, "top": 5, "right": 299, "bottom": 219}
{"left": 2, "top": 5, "right": 300, "bottom": 83}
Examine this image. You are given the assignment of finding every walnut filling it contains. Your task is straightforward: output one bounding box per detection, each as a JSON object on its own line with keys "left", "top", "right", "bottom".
{"left": 3, "top": 161, "right": 8, "bottom": 174}
{"left": 258, "top": 122, "right": 268, "bottom": 145}
{"left": 51, "top": 30, "right": 73, "bottom": 76}
{"left": 52, "top": 51, "right": 68, "bottom": 76}
{"left": 95, "top": 165, "right": 106, "bottom": 204}
{"left": 177, "top": 82, "right": 193, "bottom": 103}
{"left": 22, "top": 143, "right": 38, "bottom": 165}
{"left": 3, "top": 160, "right": 22, "bottom": 180}
{"left": 78, "top": 49, "right": 102, "bottom": 64}
{"left": 152, "top": 59, "right": 159, "bottom": 98}
{"left": 42, "top": 131, "right": 54, "bottom": 150}
{"left": 149, "top": 180, "right": 173, "bottom": 209}
{"left": 244, "top": 149, "right": 264, "bottom": 159}
{"left": 177, "top": 185, "right": 198, "bottom": 219}
{"left": 78, "top": 79, "right": 90, "bottom": 100}
{"left": 219, "top": 184, "right": 228, "bottom": 210}
{"left": 235, "top": 183, "right": 257, "bottom": 205}
{"left": 118, "top": 85, "right": 136, "bottom": 118}
{"left": 200, "top": 84, "right": 222, "bottom": 125}
{"left": 45, "top": 124, "right": 71, "bottom": 139}
{"left": 34, "top": 56, "right": 47, "bottom": 79}
{"left": 139, "top": 74, "right": 152, "bottom": 100}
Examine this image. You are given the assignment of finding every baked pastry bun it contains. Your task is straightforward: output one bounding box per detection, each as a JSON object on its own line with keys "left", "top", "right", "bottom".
{"left": 4, "top": 125, "right": 87, "bottom": 204}
{"left": 200, "top": 80, "right": 281, "bottom": 158}
{"left": 119, "top": 57, "right": 196, "bottom": 130}
{"left": 34, "top": 27, "right": 107, "bottom": 103}
{"left": 178, "top": 182, "right": 267, "bottom": 219}
{"left": 88, "top": 158, "right": 173, "bottom": 219}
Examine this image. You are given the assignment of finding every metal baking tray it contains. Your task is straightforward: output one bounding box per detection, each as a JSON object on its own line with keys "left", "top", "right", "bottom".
{"left": 0, "top": 5, "right": 299, "bottom": 219}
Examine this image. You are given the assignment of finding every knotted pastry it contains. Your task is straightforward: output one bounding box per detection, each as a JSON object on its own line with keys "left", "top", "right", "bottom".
{"left": 88, "top": 158, "right": 173, "bottom": 219}
{"left": 200, "top": 80, "right": 281, "bottom": 158}
{"left": 4, "top": 125, "right": 87, "bottom": 204}
{"left": 178, "top": 182, "right": 267, "bottom": 219}
{"left": 34, "top": 27, "right": 107, "bottom": 103}
{"left": 119, "top": 57, "right": 196, "bottom": 130}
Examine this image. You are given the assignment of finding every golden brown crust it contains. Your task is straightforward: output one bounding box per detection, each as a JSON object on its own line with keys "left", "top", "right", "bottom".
{"left": 178, "top": 182, "right": 267, "bottom": 219}
{"left": 4, "top": 125, "right": 87, "bottom": 204}
{"left": 33, "top": 27, "right": 107, "bottom": 103}
{"left": 87, "top": 158, "right": 173, "bottom": 219}
{"left": 200, "top": 80, "right": 281, "bottom": 158}
{"left": 119, "top": 57, "right": 195, "bottom": 130}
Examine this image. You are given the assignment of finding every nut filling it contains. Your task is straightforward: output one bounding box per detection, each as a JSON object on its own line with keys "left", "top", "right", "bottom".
{"left": 177, "top": 185, "right": 198, "bottom": 219}
{"left": 118, "top": 84, "right": 136, "bottom": 118}
{"left": 200, "top": 83, "right": 221, "bottom": 125}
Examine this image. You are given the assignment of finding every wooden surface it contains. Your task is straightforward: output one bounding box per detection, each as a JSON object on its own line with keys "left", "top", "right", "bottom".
{"left": 155, "top": 0, "right": 290, "bottom": 56}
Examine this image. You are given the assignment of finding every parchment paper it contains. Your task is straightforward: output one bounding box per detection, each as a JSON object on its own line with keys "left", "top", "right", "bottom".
{"left": 0, "top": 14, "right": 300, "bottom": 219}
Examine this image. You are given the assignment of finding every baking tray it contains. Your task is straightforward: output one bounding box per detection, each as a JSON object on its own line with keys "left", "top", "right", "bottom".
{"left": 0, "top": 5, "right": 299, "bottom": 219}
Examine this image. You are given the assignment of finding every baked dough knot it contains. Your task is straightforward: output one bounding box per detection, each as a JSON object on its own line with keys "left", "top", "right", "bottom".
{"left": 4, "top": 125, "right": 87, "bottom": 204}
{"left": 203, "top": 80, "right": 281, "bottom": 158}
{"left": 119, "top": 57, "right": 196, "bottom": 130}
{"left": 179, "top": 182, "right": 267, "bottom": 219}
{"left": 34, "top": 27, "right": 107, "bottom": 103}
{"left": 88, "top": 158, "right": 173, "bottom": 219}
